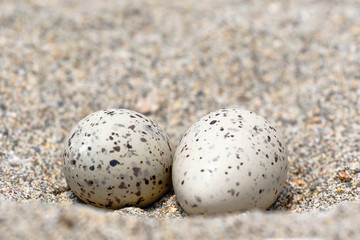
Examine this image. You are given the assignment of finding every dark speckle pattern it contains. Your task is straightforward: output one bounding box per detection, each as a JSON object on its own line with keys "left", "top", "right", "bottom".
{"left": 210, "top": 120, "right": 217, "bottom": 125}
{"left": 172, "top": 108, "right": 288, "bottom": 215}
{"left": 63, "top": 109, "right": 174, "bottom": 209}
{"left": 109, "top": 160, "right": 120, "bottom": 167}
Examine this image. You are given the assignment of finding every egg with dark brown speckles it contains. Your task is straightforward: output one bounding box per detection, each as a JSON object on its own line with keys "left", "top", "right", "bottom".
{"left": 172, "top": 108, "right": 288, "bottom": 215}
{"left": 62, "top": 109, "right": 174, "bottom": 209}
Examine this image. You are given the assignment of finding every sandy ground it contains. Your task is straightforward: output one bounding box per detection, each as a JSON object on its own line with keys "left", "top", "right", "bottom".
{"left": 1, "top": 0, "right": 360, "bottom": 239}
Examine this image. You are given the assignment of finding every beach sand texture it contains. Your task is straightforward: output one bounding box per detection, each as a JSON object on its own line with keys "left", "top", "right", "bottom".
{"left": 1, "top": 0, "right": 360, "bottom": 239}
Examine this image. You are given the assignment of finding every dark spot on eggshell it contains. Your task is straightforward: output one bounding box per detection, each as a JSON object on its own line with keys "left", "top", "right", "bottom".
{"left": 145, "top": 125, "right": 153, "bottom": 132}
{"left": 105, "top": 200, "right": 113, "bottom": 208}
{"left": 84, "top": 179, "right": 93, "bottom": 186}
{"left": 210, "top": 120, "right": 217, "bottom": 125}
{"left": 228, "top": 189, "right": 235, "bottom": 196}
{"left": 132, "top": 167, "right": 141, "bottom": 177}
{"left": 167, "top": 141, "right": 172, "bottom": 151}
{"left": 109, "top": 160, "right": 120, "bottom": 166}
{"left": 136, "top": 197, "right": 144, "bottom": 205}
{"left": 86, "top": 199, "right": 97, "bottom": 205}
{"left": 105, "top": 110, "right": 115, "bottom": 116}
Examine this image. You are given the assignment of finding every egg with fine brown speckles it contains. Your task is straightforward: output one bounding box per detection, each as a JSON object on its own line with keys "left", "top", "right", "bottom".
{"left": 172, "top": 108, "right": 288, "bottom": 215}
{"left": 62, "top": 109, "right": 174, "bottom": 209}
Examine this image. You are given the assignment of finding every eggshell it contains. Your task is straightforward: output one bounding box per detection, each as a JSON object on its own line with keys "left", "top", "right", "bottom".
{"left": 62, "top": 109, "right": 174, "bottom": 209}
{"left": 172, "top": 108, "right": 288, "bottom": 215}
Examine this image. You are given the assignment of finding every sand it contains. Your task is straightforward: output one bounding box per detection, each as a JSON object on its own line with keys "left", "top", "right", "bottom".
{"left": 1, "top": 0, "right": 360, "bottom": 239}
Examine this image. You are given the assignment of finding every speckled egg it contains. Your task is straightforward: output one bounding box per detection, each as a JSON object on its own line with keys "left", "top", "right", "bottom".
{"left": 62, "top": 109, "right": 174, "bottom": 209}
{"left": 172, "top": 108, "right": 288, "bottom": 215}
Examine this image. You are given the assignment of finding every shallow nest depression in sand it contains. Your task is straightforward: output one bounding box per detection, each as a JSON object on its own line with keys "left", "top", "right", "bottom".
{"left": 1, "top": 0, "right": 360, "bottom": 239}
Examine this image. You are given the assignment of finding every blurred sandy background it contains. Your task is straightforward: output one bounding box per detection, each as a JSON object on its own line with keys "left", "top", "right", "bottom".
{"left": 1, "top": 0, "right": 360, "bottom": 239}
